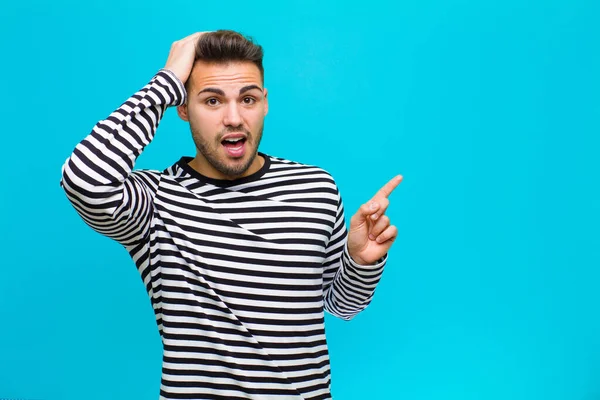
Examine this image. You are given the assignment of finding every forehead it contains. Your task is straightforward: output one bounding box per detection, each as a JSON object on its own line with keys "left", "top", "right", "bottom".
{"left": 189, "top": 61, "right": 263, "bottom": 92}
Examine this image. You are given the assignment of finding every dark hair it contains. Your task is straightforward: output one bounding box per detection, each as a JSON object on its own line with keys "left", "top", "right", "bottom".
{"left": 186, "top": 30, "right": 264, "bottom": 90}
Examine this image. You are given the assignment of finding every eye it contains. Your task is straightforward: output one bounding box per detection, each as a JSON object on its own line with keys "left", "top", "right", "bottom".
{"left": 242, "top": 96, "right": 256, "bottom": 105}
{"left": 205, "top": 98, "right": 220, "bottom": 106}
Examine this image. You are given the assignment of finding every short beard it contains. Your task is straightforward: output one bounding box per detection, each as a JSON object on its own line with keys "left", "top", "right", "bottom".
{"left": 189, "top": 123, "right": 264, "bottom": 178}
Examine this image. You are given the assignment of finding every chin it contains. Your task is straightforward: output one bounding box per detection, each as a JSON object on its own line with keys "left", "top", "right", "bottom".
{"left": 217, "top": 151, "right": 258, "bottom": 178}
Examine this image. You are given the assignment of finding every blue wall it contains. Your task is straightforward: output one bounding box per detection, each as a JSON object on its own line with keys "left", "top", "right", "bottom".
{"left": 1, "top": 0, "right": 599, "bottom": 399}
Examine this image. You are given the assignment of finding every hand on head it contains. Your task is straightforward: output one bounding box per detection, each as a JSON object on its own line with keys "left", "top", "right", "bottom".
{"left": 164, "top": 32, "right": 210, "bottom": 85}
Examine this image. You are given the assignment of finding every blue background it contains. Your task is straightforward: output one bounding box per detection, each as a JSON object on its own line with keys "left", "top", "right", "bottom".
{"left": 1, "top": 0, "right": 599, "bottom": 399}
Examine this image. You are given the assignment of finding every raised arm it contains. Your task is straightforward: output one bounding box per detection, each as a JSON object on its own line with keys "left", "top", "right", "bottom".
{"left": 60, "top": 32, "right": 204, "bottom": 245}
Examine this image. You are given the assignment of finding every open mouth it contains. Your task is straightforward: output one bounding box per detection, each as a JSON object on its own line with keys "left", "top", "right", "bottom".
{"left": 221, "top": 137, "right": 247, "bottom": 158}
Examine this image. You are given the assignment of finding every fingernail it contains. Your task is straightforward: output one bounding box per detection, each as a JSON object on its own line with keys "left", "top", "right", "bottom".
{"left": 376, "top": 236, "right": 383, "bottom": 243}
{"left": 369, "top": 202, "right": 378, "bottom": 210}
{"left": 369, "top": 234, "right": 375, "bottom": 241}
{"left": 371, "top": 214, "right": 378, "bottom": 220}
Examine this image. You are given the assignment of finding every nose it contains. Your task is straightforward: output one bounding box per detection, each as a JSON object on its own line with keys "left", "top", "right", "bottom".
{"left": 223, "top": 102, "right": 243, "bottom": 128}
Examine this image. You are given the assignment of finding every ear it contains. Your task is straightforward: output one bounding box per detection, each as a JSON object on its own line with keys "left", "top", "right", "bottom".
{"left": 263, "top": 88, "right": 269, "bottom": 116}
{"left": 177, "top": 104, "right": 189, "bottom": 122}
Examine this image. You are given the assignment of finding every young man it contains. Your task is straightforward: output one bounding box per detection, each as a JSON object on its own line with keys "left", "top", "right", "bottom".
{"left": 61, "top": 30, "right": 402, "bottom": 400}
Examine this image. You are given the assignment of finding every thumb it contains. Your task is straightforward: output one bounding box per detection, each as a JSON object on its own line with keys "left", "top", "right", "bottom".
{"left": 350, "top": 200, "right": 381, "bottom": 229}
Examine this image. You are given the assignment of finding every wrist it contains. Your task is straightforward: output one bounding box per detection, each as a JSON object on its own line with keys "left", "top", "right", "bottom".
{"left": 346, "top": 244, "right": 384, "bottom": 267}
{"left": 349, "top": 253, "right": 370, "bottom": 265}
{"left": 157, "top": 69, "right": 187, "bottom": 105}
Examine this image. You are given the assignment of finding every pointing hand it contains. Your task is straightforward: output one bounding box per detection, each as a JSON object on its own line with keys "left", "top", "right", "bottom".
{"left": 347, "top": 175, "right": 403, "bottom": 265}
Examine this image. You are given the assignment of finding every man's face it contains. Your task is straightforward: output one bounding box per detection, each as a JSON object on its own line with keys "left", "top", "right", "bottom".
{"left": 177, "top": 60, "right": 268, "bottom": 180}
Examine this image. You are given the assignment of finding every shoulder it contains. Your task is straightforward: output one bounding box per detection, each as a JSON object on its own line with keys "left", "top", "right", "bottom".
{"left": 131, "top": 169, "right": 161, "bottom": 177}
{"left": 263, "top": 154, "right": 341, "bottom": 201}
{"left": 130, "top": 169, "right": 161, "bottom": 181}
{"left": 128, "top": 169, "right": 162, "bottom": 190}
{"left": 265, "top": 154, "right": 337, "bottom": 183}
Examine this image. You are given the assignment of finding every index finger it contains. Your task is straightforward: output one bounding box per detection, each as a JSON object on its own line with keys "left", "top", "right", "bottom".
{"left": 374, "top": 175, "right": 403, "bottom": 199}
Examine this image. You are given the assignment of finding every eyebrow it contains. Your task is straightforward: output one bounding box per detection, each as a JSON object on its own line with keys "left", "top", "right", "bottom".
{"left": 197, "top": 85, "right": 263, "bottom": 96}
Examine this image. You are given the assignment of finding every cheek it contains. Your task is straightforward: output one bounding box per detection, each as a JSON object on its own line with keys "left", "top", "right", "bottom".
{"left": 246, "top": 110, "right": 265, "bottom": 128}
{"left": 190, "top": 108, "right": 221, "bottom": 129}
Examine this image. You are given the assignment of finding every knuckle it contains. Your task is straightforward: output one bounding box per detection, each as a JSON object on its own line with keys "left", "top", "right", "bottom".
{"left": 377, "top": 216, "right": 389, "bottom": 226}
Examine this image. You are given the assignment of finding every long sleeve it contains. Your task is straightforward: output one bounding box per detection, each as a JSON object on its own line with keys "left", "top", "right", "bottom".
{"left": 60, "top": 69, "right": 186, "bottom": 246}
{"left": 322, "top": 187, "right": 387, "bottom": 321}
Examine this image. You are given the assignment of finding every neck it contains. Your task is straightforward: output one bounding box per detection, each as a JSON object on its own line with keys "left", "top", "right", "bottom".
{"left": 188, "top": 153, "right": 264, "bottom": 181}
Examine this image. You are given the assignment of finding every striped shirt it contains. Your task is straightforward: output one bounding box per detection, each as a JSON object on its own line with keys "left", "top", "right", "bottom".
{"left": 60, "top": 69, "right": 387, "bottom": 400}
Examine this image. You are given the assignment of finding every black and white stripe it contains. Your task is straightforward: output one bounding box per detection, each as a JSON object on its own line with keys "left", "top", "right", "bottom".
{"left": 61, "top": 70, "right": 387, "bottom": 400}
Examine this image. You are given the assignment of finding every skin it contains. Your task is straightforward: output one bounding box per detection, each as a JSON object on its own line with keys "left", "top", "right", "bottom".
{"left": 164, "top": 32, "right": 402, "bottom": 265}
{"left": 177, "top": 60, "right": 267, "bottom": 180}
